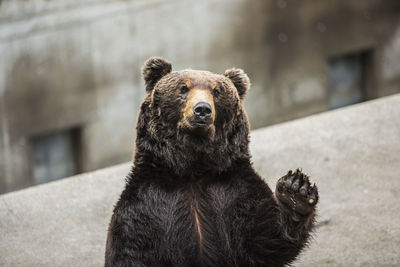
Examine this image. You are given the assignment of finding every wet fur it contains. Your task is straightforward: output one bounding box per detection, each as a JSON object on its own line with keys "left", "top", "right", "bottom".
{"left": 105, "top": 58, "right": 317, "bottom": 267}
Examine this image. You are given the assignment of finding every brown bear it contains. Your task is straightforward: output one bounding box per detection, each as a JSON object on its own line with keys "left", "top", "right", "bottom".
{"left": 105, "top": 57, "right": 319, "bottom": 267}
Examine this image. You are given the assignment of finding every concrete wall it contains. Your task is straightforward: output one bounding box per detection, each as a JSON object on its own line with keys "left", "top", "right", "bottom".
{"left": 1, "top": 0, "right": 400, "bottom": 193}
{"left": 0, "top": 0, "right": 262, "bottom": 192}
{"left": 0, "top": 94, "right": 399, "bottom": 266}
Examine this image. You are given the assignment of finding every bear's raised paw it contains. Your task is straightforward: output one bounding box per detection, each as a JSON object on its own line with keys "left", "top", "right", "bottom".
{"left": 275, "top": 169, "right": 318, "bottom": 217}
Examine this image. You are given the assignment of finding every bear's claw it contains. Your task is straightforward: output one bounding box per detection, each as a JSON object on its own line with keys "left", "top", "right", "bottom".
{"left": 276, "top": 169, "right": 318, "bottom": 216}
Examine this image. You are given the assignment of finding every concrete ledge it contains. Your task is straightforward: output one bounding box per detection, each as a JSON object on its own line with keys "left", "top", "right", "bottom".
{"left": 251, "top": 94, "right": 400, "bottom": 266}
{"left": 0, "top": 163, "right": 129, "bottom": 267}
{"left": 1, "top": 94, "right": 400, "bottom": 266}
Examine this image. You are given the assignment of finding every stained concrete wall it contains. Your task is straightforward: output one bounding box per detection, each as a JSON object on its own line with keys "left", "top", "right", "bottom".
{"left": 0, "top": 94, "right": 399, "bottom": 267}
{"left": 1, "top": 0, "right": 400, "bottom": 193}
{"left": 1, "top": 0, "right": 265, "bottom": 192}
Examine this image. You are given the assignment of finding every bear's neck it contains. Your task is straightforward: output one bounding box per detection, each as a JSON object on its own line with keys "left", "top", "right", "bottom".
{"left": 132, "top": 138, "right": 250, "bottom": 179}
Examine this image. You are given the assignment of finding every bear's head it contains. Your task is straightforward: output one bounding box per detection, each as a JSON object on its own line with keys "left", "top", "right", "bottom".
{"left": 135, "top": 57, "right": 251, "bottom": 176}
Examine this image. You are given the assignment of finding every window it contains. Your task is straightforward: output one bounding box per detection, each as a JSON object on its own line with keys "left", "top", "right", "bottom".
{"left": 328, "top": 50, "right": 373, "bottom": 109}
{"left": 31, "top": 128, "right": 81, "bottom": 185}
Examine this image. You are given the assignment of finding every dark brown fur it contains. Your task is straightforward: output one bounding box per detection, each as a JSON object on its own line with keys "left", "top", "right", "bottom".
{"left": 105, "top": 57, "right": 318, "bottom": 267}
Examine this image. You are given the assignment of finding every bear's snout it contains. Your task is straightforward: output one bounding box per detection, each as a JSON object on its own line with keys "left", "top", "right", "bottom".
{"left": 183, "top": 87, "right": 215, "bottom": 129}
{"left": 193, "top": 102, "right": 212, "bottom": 126}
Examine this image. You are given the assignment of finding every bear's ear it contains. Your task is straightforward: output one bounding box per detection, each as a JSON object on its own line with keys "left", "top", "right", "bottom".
{"left": 224, "top": 68, "right": 250, "bottom": 100}
{"left": 142, "top": 57, "right": 172, "bottom": 92}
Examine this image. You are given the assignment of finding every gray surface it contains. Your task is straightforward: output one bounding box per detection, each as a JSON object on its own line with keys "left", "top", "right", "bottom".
{"left": 0, "top": 163, "right": 129, "bottom": 267}
{"left": 1, "top": 94, "right": 400, "bottom": 266}
{"left": 251, "top": 94, "right": 400, "bottom": 266}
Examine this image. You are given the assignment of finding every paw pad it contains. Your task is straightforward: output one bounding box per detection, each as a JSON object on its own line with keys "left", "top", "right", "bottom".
{"left": 276, "top": 169, "right": 319, "bottom": 216}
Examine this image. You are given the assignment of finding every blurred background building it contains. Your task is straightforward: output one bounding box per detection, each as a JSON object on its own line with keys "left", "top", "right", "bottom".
{"left": 0, "top": 0, "right": 399, "bottom": 194}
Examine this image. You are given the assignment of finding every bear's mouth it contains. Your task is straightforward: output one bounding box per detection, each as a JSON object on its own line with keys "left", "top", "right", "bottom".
{"left": 189, "top": 117, "right": 213, "bottom": 129}
{"left": 194, "top": 121, "right": 209, "bottom": 128}
{"left": 179, "top": 117, "right": 215, "bottom": 140}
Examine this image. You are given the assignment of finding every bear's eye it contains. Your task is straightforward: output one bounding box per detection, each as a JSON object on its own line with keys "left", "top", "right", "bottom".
{"left": 213, "top": 89, "right": 220, "bottom": 98}
{"left": 181, "top": 86, "right": 189, "bottom": 95}
{"left": 180, "top": 86, "right": 189, "bottom": 100}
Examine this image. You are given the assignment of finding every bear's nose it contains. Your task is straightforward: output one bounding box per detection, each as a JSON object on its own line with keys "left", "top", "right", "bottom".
{"left": 194, "top": 102, "right": 212, "bottom": 119}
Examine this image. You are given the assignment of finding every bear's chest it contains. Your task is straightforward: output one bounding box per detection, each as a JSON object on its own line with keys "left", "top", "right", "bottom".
{"left": 137, "top": 183, "right": 241, "bottom": 263}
